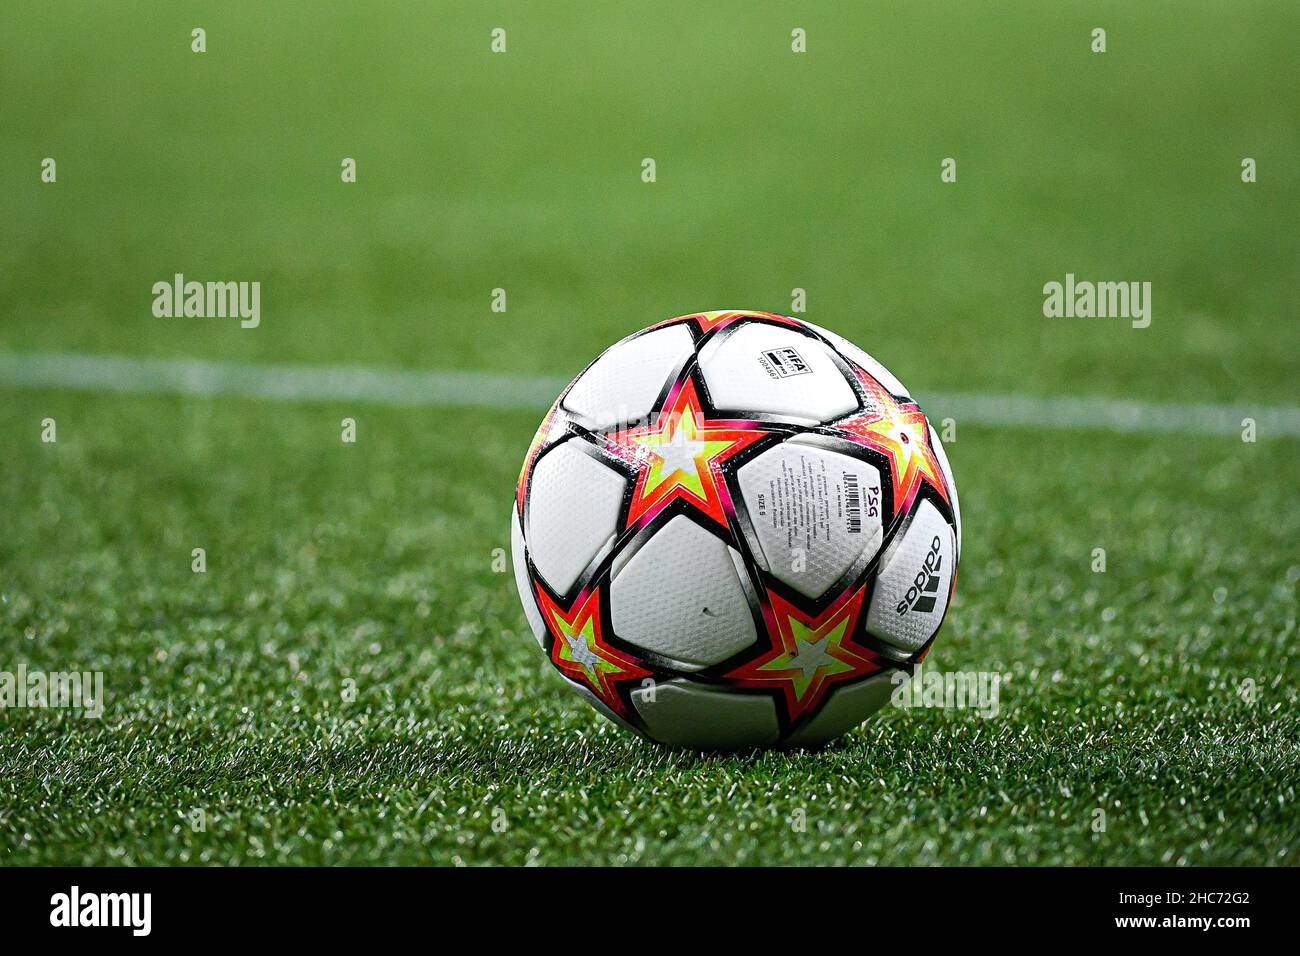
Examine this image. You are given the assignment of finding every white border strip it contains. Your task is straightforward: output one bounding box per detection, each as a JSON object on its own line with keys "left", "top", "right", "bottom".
{"left": 920, "top": 391, "right": 1298, "bottom": 437}
{"left": 1, "top": 351, "right": 1295, "bottom": 437}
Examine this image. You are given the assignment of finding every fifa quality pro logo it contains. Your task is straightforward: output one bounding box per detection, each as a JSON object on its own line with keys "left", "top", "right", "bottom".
{"left": 896, "top": 534, "right": 943, "bottom": 616}
{"left": 758, "top": 346, "right": 810, "bottom": 379}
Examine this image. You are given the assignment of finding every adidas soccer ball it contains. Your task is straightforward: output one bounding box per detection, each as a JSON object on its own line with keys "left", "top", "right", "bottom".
{"left": 511, "top": 311, "right": 961, "bottom": 749}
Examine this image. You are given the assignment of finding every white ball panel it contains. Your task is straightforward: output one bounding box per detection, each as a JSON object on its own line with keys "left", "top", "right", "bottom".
{"left": 801, "top": 321, "right": 910, "bottom": 399}
{"left": 699, "top": 323, "right": 857, "bottom": 423}
{"left": 610, "top": 516, "right": 757, "bottom": 667}
{"left": 928, "top": 424, "right": 961, "bottom": 556}
{"left": 866, "top": 499, "right": 956, "bottom": 652}
{"left": 510, "top": 507, "right": 548, "bottom": 647}
{"left": 632, "top": 679, "right": 780, "bottom": 749}
{"left": 526, "top": 442, "right": 626, "bottom": 595}
{"left": 737, "top": 439, "right": 884, "bottom": 598}
{"left": 562, "top": 324, "right": 694, "bottom": 431}
{"left": 781, "top": 670, "right": 897, "bottom": 748}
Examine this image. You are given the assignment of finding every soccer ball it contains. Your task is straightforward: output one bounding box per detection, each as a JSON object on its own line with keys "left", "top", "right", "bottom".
{"left": 511, "top": 311, "right": 960, "bottom": 749}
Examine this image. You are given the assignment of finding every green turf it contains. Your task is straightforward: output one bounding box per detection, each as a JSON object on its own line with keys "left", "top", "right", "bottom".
{"left": 1, "top": 1, "right": 1297, "bottom": 401}
{"left": 0, "top": 392, "right": 1295, "bottom": 865}
{"left": 1, "top": 2, "right": 1298, "bottom": 865}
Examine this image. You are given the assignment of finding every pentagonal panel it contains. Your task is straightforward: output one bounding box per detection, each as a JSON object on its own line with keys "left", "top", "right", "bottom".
{"left": 865, "top": 499, "right": 956, "bottom": 652}
{"left": 781, "top": 670, "right": 897, "bottom": 748}
{"left": 802, "top": 321, "right": 910, "bottom": 400}
{"left": 632, "top": 679, "right": 779, "bottom": 749}
{"left": 699, "top": 323, "right": 856, "bottom": 423}
{"left": 737, "top": 438, "right": 884, "bottom": 599}
{"left": 562, "top": 324, "right": 694, "bottom": 431}
{"left": 510, "top": 506, "right": 548, "bottom": 648}
{"left": 928, "top": 424, "right": 961, "bottom": 556}
{"left": 610, "top": 515, "right": 756, "bottom": 668}
{"left": 526, "top": 442, "right": 626, "bottom": 595}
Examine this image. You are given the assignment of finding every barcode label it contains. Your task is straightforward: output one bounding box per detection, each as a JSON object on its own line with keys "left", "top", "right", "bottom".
{"left": 843, "top": 473, "right": 862, "bottom": 534}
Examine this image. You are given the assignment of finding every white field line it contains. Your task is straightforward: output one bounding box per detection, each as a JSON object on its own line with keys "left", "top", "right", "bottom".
{"left": 0, "top": 351, "right": 567, "bottom": 410}
{"left": 1, "top": 351, "right": 1296, "bottom": 438}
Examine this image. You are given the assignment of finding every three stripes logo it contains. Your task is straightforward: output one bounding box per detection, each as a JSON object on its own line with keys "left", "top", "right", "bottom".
{"left": 895, "top": 535, "right": 944, "bottom": 616}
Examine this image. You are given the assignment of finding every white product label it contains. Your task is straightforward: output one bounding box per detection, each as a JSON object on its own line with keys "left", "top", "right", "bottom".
{"left": 751, "top": 453, "right": 877, "bottom": 551}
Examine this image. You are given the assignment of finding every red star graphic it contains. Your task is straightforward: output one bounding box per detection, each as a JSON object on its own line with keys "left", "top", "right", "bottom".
{"left": 728, "top": 586, "right": 882, "bottom": 722}
{"left": 534, "top": 585, "right": 651, "bottom": 717}
{"left": 834, "top": 368, "right": 950, "bottom": 516}
{"left": 602, "top": 378, "right": 768, "bottom": 531}
{"left": 654, "top": 310, "right": 803, "bottom": 336}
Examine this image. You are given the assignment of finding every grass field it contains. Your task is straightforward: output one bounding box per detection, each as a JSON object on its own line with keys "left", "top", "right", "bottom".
{"left": 1, "top": 2, "right": 1297, "bottom": 865}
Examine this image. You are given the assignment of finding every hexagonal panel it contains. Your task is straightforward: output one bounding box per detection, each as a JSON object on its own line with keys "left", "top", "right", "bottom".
{"left": 526, "top": 442, "right": 626, "bottom": 595}
{"left": 611, "top": 515, "right": 756, "bottom": 668}
{"left": 510, "top": 506, "right": 548, "bottom": 648}
{"left": 865, "top": 499, "right": 956, "bottom": 652}
{"left": 801, "top": 320, "right": 911, "bottom": 400}
{"left": 698, "top": 323, "right": 856, "bottom": 424}
{"left": 562, "top": 324, "right": 694, "bottom": 431}
{"left": 632, "top": 679, "right": 779, "bottom": 749}
{"left": 737, "top": 438, "right": 884, "bottom": 599}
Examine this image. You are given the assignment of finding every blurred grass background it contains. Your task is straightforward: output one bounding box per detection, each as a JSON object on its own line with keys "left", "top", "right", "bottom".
{"left": 1, "top": 0, "right": 1296, "bottom": 399}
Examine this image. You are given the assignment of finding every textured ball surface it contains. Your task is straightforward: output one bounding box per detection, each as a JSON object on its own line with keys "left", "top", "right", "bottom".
{"left": 511, "top": 311, "right": 960, "bottom": 749}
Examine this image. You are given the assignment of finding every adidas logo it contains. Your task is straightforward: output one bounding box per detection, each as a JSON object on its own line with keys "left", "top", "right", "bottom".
{"left": 895, "top": 535, "right": 943, "bottom": 616}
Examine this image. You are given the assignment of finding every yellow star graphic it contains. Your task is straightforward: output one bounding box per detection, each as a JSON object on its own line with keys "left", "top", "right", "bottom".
{"left": 535, "top": 585, "right": 651, "bottom": 716}
{"left": 628, "top": 412, "right": 736, "bottom": 502}
{"left": 756, "top": 616, "right": 857, "bottom": 702}
{"left": 729, "top": 586, "right": 880, "bottom": 720}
